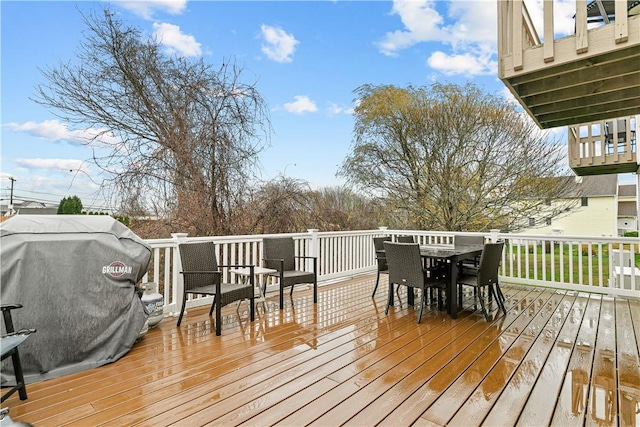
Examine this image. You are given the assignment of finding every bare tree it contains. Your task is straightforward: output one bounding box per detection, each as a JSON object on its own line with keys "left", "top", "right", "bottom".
{"left": 246, "top": 176, "right": 312, "bottom": 234}
{"left": 339, "top": 82, "right": 574, "bottom": 232}
{"left": 34, "top": 7, "right": 270, "bottom": 236}
{"left": 308, "top": 186, "right": 389, "bottom": 231}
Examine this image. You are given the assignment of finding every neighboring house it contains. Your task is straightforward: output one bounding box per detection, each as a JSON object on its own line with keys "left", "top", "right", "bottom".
{"left": 517, "top": 175, "right": 618, "bottom": 237}
{"left": 617, "top": 183, "right": 638, "bottom": 235}
{"left": 1, "top": 200, "right": 59, "bottom": 216}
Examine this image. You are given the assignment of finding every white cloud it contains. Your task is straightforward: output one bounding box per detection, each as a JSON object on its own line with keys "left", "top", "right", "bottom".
{"left": 377, "top": 0, "right": 445, "bottom": 56}
{"left": 524, "top": 0, "right": 578, "bottom": 39}
{"left": 446, "top": 1, "right": 497, "bottom": 48}
{"left": 5, "top": 120, "right": 118, "bottom": 146}
{"left": 427, "top": 50, "right": 496, "bottom": 76}
{"left": 377, "top": 0, "right": 502, "bottom": 77}
{"left": 327, "top": 103, "right": 354, "bottom": 116}
{"left": 14, "top": 158, "right": 86, "bottom": 172}
{"left": 260, "top": 24, "right": 299, "bottom": 63}
{"left": 153, "top": 22, "right": 202, "bottom": 57}
{"left": 500, "top": 86, "right": 520, "bottom": 106}
{"left": 114, "top": 0, "right": 187, "bottom": 19}
{"left": 284, "top": 96, "right": 317, "bottom": 114}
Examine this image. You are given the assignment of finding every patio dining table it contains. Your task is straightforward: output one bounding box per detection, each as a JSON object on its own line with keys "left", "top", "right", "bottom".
{"left": 382, "top": 244, "right": 485, "bottom": 319}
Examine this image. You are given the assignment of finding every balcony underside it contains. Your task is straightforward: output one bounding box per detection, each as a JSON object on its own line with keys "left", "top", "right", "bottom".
{"left": 500, "top": 16, "right": 640, "bottom": 129}
{"left": 572, "top": 161, "right": 639, "bottom": 175}
{"left": 3, "top": 276, "right": 639, "bottom": 426}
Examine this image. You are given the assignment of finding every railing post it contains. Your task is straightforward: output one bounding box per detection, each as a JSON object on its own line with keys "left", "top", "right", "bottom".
{"left": 307, "top": 228, "right": 319, "bottom": 263}
{"left": 171, "top": 233, "right": 188, "bottom": 317}
{"left": 490, "top": 229, "right": 501, "bottom": 243}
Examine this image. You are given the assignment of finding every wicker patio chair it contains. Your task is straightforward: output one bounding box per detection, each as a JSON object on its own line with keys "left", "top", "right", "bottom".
{"left": 178, "top": 242, "right": 255, "bottom": 335}
{"left": 1, "top": 303, "right": 36, "bottom": 403}
{"left": 383, "top": 241, "right": 447, "bottom": 323}
{"left": 263, "top": 237, "right": 318, "bottom": 310}
{"left": 371, "top": 236, "right": 391, "bottom": 297}
{"left": 457, "top": 242, "right": 507, "bottom": 321}
{"left": 455, "top": 234, "right": 485, "bottom": 272}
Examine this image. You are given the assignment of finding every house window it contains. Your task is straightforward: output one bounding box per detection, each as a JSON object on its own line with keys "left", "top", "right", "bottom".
{"left": 581, "top": 197, "right": 588, "bottom": 206}
{"left": 546, "top": 217, "right": 552, "bottom": 226}
{"left": 529, "top": 218, "right": 535, "bottom": 227}
{"left": 545, "top": 199, "right": 551, "bottom": 206}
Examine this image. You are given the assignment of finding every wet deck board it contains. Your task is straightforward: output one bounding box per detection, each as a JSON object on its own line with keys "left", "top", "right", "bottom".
{"left": 514, "top": 292, "right": 588, "bottom": 426}
{"left": 2, "top": 276, "right": 638, "bottom": 427}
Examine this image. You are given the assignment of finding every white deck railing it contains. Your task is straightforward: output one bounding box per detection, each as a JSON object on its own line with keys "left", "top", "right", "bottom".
{"left": 142, "top": 229, "right": 640, "bottom": 316}
{"left": 498, "top": 0, "right": 636, "bottom": 75}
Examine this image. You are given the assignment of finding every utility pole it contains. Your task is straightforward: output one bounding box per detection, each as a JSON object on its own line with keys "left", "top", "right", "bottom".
{"left": 8, "top": 177, "right": 16, "bottom": 215}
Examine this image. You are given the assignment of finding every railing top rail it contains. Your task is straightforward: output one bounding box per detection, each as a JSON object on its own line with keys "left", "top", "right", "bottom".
{"left": 144, "top": 229, "right": 640, "bottom": 249}
{"left": 499, "top": 233, "right": 640, "bottom": 244}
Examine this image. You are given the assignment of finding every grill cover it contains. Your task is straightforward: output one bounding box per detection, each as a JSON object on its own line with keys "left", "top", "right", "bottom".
{"left": 0, "top": 215, "right": 151, "bottom": 384}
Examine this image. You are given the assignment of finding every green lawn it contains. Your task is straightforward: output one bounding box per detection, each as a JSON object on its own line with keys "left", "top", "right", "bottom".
{"left": 502, "top": 242, "right": 640, "bottom": 285}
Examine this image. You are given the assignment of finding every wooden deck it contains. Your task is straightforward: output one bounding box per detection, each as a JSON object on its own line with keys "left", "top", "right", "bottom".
{"left": 3, "top": 275, "right": 640, "bottom": 426}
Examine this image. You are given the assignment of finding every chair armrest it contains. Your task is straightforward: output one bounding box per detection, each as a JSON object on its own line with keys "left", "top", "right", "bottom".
{"left": 295, "top": 256, "right": 317, "bottom": 273}
{"left": 1, "top": 304, "right": 24, "bottom": 334}
{"left": 1, "top": 304, "right": 23, "bottom": 312}
{"left": 180, "top": 270, "right": 222, "bottom": 275}
{"left": 3, "top": 328, "right": 36, "bottom": 338}
{"left": 219, "top": 264, "right": 255, "bottom": 269}
{"left": 263, "top": 258, "right": 285, "bottom": 273}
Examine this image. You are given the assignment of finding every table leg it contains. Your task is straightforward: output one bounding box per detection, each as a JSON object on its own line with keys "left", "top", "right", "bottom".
{"left": 449, "top": 259, "right": 458, "bottom": 319}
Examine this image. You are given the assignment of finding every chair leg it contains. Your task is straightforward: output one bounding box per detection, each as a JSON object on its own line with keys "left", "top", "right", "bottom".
{"left": 215, "top": 300, "right": 222, "bottom": 336}
{"left": 385, "top": 284, "right": 394, "bottom": 315}
{"left": 208, "top": 295, "right": 217, "bottom": 316}
{"left": 478, "top": 288, "right": 490, "bottom": 321}
{"left": 250, "top": 296, "right": 255, "bottom": 322}
{"left": 495, "top": 283, "right": 506, "bottom": 303}
{"left": 417, "top": 288, "right": 424, "bottom": 323}
{"left": 313, "top": 278, "right": 318, "bottom": 304}
{"left": 493, "top": 285, "right": 507, "bottom": 315}
{"left": 12, "top": 351, "right": 27, "bottom": 400}
{"left": 290, "top": 284, "right": 295, "bottom": 296}
{"left": 372, "top": 271, "right": 381, "bottom": 297}
{"left": 176, "top": 294, "right": 188, "bottom": 326}
{"left": 1, "top": 350, "right": 27, "bottom": 403}
{"left": 279, "top": 285, "right": 285, "bottom": 310}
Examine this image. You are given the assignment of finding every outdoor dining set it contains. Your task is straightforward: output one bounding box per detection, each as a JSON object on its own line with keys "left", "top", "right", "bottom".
{"left": 372, "top": 235, "right": 507, "bottom": 324}
{"left": 177, "top": 234, "right": 507, "bottom": 336}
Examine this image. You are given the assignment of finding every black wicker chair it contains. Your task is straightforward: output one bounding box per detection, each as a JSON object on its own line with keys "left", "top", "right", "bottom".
{"left": 371, "top": 236, "right": 391, "bottom": 297}
{"left": 457, "top": 242, "right": 507, "bottom": 321}
{"left": 1, "top": 303, "right": 36, "bottom": 403}
{"left": 178, "top": 242, "right": 255, "bottom": 335}
{"left": 383, "top": 241, "right": 447, "bottom": 323}
{"left": 263, "top": 237, "right": 317, "bottom": 310}
{"left": 455, "top": 234, "right": 485, "bottom": 271}
{"left": 396, "top": 235, "right": 415, "bottom": 243}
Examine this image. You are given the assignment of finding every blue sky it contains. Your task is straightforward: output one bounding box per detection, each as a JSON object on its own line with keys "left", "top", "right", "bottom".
{"left": 1, "top": 0, "right": 588, "bottom": 211}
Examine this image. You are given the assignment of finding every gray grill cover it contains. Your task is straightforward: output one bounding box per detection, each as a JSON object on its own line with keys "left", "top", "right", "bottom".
{"left": 1, "top": 215, "right": 151, "bottom": 384}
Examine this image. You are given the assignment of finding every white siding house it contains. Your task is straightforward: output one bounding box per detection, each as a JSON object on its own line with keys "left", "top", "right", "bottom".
{"left": 517, "top": 175, "right": 618, "bottom": 236}
{"left": 617, "top": 183, "right": 638, "bottom": 235}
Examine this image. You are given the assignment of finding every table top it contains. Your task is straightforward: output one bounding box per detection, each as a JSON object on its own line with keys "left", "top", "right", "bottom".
{"left": 377, "top": 244, "right": 484, "bottom": 259}
{"left": 230, "top": 266, "right": 277, "bottom": 276}
{"left": 417, "top": 244, "right": 484, "bottom": 259}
